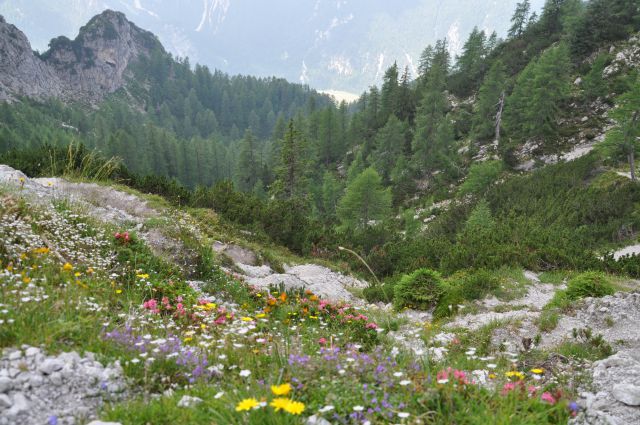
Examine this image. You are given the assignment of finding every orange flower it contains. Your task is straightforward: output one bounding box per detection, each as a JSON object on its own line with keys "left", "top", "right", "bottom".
{"left": 279, "top": 292, "right": 287, "bottom": 303}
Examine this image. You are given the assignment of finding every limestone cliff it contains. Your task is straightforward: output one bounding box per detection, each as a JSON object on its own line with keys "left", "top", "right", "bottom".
{"left": 0, "top": 10, "right": 164, "bottom": 103}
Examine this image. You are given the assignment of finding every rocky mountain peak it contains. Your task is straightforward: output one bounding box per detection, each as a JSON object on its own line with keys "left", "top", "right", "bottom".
{"left": 0, "top": 10, "right": 164, "bottom": 103}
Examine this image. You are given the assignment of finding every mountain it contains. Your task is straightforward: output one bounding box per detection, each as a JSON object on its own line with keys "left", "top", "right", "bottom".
{"left": 0, "top": 0, "right": 545, "bottom": 94}
{"left": 0, "top": 10, "right": 162, "bottom": 102}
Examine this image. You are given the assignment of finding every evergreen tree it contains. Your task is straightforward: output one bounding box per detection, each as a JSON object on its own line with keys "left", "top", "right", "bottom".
{"left": 453, "top": 27, "right": 488, "bottom": 94}
{"left": 380, "top": 62, "right": 400, "bottom": 123}
{"left": 603, "top": 75, "right": 640, "bottom": 180}
{"left": 508, "top": 0, "right": 531, "bottom": 38}
{"left": 236, "top": 129, "right": 259, "bottom": 192}
{"left": 337, "top": 167, "right": 392, "bottom": 231}
{"left": 504, "top": 44, "right": 571, "bottom": 155}
{"left": 412, "top": 57, "right": 450, "bottom": 173}
{"left": 273, "top": 120, "right": 308, "bottom": 199}
{"left": 371, "top": 115, "right": 408, "bottom": 183}
{"left": 320, "top": 171, "right": 343, "bottom": 222}
{"left": 472, "top": 60, "right": 507, "bottom": 142}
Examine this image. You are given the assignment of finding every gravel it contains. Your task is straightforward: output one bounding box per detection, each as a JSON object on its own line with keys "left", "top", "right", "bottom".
{"left": 0, "top": 346, "right": 127, "bottom": 425}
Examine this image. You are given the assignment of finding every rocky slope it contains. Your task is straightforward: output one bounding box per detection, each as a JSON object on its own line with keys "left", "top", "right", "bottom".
{"left": 0, "top": 10, "right": 162, "bottom": 103}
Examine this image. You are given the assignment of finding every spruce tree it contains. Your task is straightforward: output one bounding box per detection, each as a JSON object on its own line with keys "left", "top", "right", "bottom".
{"left": 236, "top": 129, "right": 259, "bottom": 192}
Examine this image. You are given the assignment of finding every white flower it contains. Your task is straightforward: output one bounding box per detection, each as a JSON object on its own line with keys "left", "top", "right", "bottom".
{"left": 437, "top": 378, "right": 449, "bottom": 384}
{"left": 487, "top": 363, "right": 497, "bottom": 369}
{"left": 399, "top": 380, "right": 411, "bottom": 386}
{"left": 239, "top": 369, "right": 251, "bottom": 377}
{"left": 318, "top": 405, "right": 334, "bottom": 413}
{"left": 393, "top": 372, "right": 403, "bottom": 377}
{"left": 398, "top": 412, "right": 410, "bottom": 418}
{"left": 214, "top": 391, "right": 224, "bottom": 399}
{"left": 353, "top": 405, "right": 364, "bottom": 412}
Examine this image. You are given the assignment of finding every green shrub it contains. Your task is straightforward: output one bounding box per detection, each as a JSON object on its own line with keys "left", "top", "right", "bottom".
{"left": 393, "top": 268, "right": 446, "bottom": 310}
{"left": 433, "top": 269, "right": 500, "bottom": 319}
{"left": 565, "top": 272, "right": 615, "bottom": 300}
{"left": 362, "top": 278, "right": 397, "bottom": 304}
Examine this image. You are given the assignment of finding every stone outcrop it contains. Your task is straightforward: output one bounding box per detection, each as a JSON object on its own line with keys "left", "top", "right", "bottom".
{"left": 0, "top": 10, "right": 163, "bottom": 103}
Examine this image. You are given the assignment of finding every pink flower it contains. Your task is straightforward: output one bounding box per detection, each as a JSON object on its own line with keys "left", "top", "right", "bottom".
{"left": 437, "top": 370, "right": 449, "bottom": 381}
{"left": 214, "top": 315, "right": 226, "bottom": 325}
{"left": 541, "top": 392, "right": 556, "bottom": 405}
{"left": 528, "top": 385, "right": 538, "bottom": 396}
{"left": 501, "top": 382, "right": 517, "bottom": 395}
{"left": 318, "top": 337, "right": 327, "bottom": 346}
{"left": 453, "top": 370, "right": 466, "bottom": 380}
{"left": 366, "top": 322, "right": 378, "bottom": 329}
{"left": 114, "top": 232, "right": 121, "bottom": 239}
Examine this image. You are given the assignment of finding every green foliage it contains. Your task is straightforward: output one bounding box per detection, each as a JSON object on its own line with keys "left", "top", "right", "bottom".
{"left": 564, "top": 271, "right": 615, "bottom": 300}
{"left": 582, "top": 54, "right": 611, "bottom": 101}
{"left": 337, "top": 168, "right": 392, "bottom": 232}
{"left": 570, "top": 0, "right": 640, "bottom": 58}
{"left": 557, "top": 328, "right": 614, "bottom": 360}
{"left": 393, "top": 268, "right": 446, "bottom": 310}
{"left": 471, "top": 60, "right": 506, "bottom": 141}
{"left": 504, "top": 44, "right": 572, "bottom": 155}
{"left": 458, "top": 160, "right": 503, "bottom": 196}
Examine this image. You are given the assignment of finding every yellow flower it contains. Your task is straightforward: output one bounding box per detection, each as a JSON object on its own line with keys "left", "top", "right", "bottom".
{"left": 236, "top": 398, "right": 259, "bottom": 412}
{"left": 255, "top": 313, "right": 266, "bottom": 318}
{"left": 87, "top": 267, "right": 94, "bottom": 274}
{"left": 183, "top": 337, "right": 193, "bottom": 343}
{"left": 22, "top": 276, "right": 31, "bottom": 284}
{"left": 505, "top": 371, "right": 525, "bottom": 380}
{"left": 271, "top": 383, "right": 292, "bottom": 396}
{"left": 136, "top": 273, "right": 149, "bottom": 279}
{"left": 74, "top": 272, "right": 82, "bottom": 277}
{"left": 489, "top": 373, "right": 497, "bottom": 379}
{"left": 284, "top": 400, "right": 305, "bottom": 415}
{"left": 62, "top": 263, "right": 73, "bottom": 271}
{"left": 270, "top": 397, "right": 305, "bottom": 414}
{"left": 33, "top": 247, "right": 50, "bottom": 255}
{"left": 270, "top": 397, "right": 290, "bottom": 412}
{"left": 241, "top": 317, "right": 254, "bottom": 322}
{"left": 530, "top": 368, "right": 544, "bottom": 374}
{"left": 115, "top": 289, "right": 123, "bottom": 294}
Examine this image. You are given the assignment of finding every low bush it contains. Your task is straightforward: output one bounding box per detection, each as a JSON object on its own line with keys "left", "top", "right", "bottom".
{"left": 393, "top": 268, "right": 446, "bottom": 310}
{"left": 565, "top": 271, "right": 615, "bottom": 300}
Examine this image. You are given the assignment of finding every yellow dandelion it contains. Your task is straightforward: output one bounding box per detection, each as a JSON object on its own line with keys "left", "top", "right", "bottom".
{"left": 236, "top": 398, "right": 259, "bottom": 412}
{"left": 74, "top": 272, "right": 82, "bottom": 277}
{"left": 283, "top": 400, "right": 305, "bottom": 415}
{"left": 270, "top": 397, "right": 291, "bottom": 412}
{"left": 255, "top": 313, "right": 266, "bottom": 318}
{"left": 530, "top": 368, "right": 544, "bottom": 374}
{"left": 115, "top": 289, "right": 123, "bottom": 294}
{"left": 62, "top": 263, "right": 73, "bottom": 271}
{"left": 241, "top": 317, "right": 254, "bottom": 322}
{"left": 271, "top": 383, "right": 292, "bottom": 396}
{"left": 22, "top": 276, "right": 31, "bottom": 284}
{"left": 505, "top": 371, "right": 525, "bottom": 380}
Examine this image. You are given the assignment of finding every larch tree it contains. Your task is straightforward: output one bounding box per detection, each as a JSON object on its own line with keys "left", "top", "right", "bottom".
{"left": 337, "top": 167, "right": 392, "bottom": 232}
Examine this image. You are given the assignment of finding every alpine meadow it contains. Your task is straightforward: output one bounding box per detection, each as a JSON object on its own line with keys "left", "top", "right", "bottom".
{"left": 1, "top": 1, "right": 640, "bottom": 424}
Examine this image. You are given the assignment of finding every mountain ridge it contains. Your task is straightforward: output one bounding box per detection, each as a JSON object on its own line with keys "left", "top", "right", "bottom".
{"left": 0, "top": 9, "right": 161, "bottom": 103}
